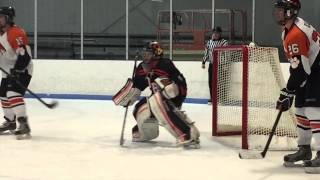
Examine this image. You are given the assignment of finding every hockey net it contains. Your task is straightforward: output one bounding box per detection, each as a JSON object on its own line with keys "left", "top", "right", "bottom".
{"left": 212, "top": 45, "right": 298, "bottom": 150}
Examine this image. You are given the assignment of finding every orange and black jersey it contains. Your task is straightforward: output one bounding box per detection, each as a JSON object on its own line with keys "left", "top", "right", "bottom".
{"left": 282, "top": 17, "right": 320, "bottom": 91}
{"left": 282, "top": 17, "right": 320, "bottom": 107}
{"left": 133, "top": 58, "right": 187, "bottom": 106}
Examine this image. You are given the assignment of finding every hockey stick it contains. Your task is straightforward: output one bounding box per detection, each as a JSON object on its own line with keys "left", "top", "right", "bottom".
{"left": 0, "top": 67, "right": 58, "bottom": 109}
{"left": 239, "top": 109, "right": 283, "bottom": 159}
{"left": 120, "top": 51, "right": 139, "bottom": 146}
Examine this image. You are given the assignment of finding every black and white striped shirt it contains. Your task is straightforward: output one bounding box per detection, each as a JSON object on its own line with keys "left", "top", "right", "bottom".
{"left": 202, "top": 38, "right": 228, "bottom": 64}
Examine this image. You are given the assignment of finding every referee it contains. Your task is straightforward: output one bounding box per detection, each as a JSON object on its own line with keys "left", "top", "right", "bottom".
{"left": 201, "top": 26, "right": 228, "bottom": 104}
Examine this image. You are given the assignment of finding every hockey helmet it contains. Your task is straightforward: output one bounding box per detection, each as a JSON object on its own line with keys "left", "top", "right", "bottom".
{"left": 0, "top": 6, "right": 15, "bottom": 25}
{"left": 143, "top": 41, "right": 164, "bottom": 57}
{"left": 274, "top": 0, "right": 300, "bottom": 19}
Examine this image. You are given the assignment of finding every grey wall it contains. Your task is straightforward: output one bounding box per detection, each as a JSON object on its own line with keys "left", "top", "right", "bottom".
{"left": 0, "top": 0, "right": 319, "bottom": 46}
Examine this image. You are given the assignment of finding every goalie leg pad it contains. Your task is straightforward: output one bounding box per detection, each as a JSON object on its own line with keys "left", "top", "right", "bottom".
{"left": 136, "top": 118, "right": 159, "bottom": 142}
{"left": 132, "top": 100, "right": 159, "bottom": 141}
{"left": 112, "top": 78, "right": 141, "bottom": 106}
{"left": 174, "top": 109, "right": 200, "bottom": 144}
{"left": 148, "top": 92, "right": 199, "bottom": 143}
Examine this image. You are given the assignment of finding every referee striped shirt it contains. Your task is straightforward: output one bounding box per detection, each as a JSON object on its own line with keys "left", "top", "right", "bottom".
{"left": 202, "top": 38, "right": 228, "bottom": 64}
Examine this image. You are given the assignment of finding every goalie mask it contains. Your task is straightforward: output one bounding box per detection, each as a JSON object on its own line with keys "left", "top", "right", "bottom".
{"left": 0, "top": 6, "right": 15, "bottom": 26}
{"left": 143, "top": 41, "right": 164, "bottom": 64}
{"left": 273, "top": 0, "right": 301, "bottom": 25}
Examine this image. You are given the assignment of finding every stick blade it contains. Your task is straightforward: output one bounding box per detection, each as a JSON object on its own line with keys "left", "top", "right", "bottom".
{"left": 47, "top": 100, "right": 58, "bottom": 109}
{"left": 239, "top": 151, "right": 264, "bottom": 159}
{"left": 119, "top": 137, "right": 125, "bottom": 147}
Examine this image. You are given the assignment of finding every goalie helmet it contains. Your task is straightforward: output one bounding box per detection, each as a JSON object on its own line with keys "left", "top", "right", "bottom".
{"left": 274, "top": 0, "right": 300, "bottom": 23}
{"left": 0, "top": 6, "right": 15, "bottom": 25}
{"left": 143, "top": 41, "right": 164, "bottom": 57}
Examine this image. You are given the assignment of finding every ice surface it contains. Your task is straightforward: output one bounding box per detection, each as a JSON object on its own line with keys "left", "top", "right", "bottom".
{"left": 0, "top": 99, "right": 318, "bottom": 180}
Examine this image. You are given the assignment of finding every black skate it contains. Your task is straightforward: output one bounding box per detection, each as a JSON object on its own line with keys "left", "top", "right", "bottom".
{"left": 283, "top": 145, "right": 312, "bottom": 167}
{"left": 304, "top": 151, "right": 320, "bottom": 174}
{"left": 0, "top": 116, "right": 16, "bottom": 134}
{"left": 14, "top": 117, "right": 31, "bottom": 140}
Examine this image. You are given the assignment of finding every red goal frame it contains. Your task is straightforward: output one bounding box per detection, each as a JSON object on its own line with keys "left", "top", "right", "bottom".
{"left": 211, "top": 45, "right": 249, "bottom": 149}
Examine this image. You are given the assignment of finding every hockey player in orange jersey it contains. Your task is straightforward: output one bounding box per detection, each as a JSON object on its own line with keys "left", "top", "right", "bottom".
{"left": 0, "top": 7, "right": 33, "bottom": 140}
{"left": 274, "top": 0, "right": 320, "bottom": 173}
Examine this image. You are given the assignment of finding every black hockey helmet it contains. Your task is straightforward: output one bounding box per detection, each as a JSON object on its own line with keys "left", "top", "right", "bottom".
{"left": 0, "top": 6, "right": 15, "bottom": 25}
{"left": 143, "top": 41, "right": 164, "bottom": 57}
{"left": 274, "top": 0, "right": 300, "bottom": 18}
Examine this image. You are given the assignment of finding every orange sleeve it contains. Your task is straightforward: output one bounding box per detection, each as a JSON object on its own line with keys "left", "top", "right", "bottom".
{"left": 7, "top": 27, "right": 29, "bottom": 50}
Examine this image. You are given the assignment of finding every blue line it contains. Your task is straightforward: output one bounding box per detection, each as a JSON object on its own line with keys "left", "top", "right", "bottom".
{"left": 24, "top": 93, "right": 209, "bottom": 104}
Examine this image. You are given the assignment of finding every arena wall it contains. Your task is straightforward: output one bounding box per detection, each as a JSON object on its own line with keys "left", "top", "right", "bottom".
{"left": 21, "top": 60, "right": 290, "bottom": 104}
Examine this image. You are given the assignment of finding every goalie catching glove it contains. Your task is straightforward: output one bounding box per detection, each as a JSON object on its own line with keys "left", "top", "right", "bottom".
{"left": 276, "top": 88, "right": 295, "bottom": 111}
{"left": 154, "top": 77, "right": 179, "bottom": 99}
{"left": 113, "top": 78, "right": 141, "bottom": 107}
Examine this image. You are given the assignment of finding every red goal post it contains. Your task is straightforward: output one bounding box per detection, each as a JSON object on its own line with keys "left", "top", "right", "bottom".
{"left": 211, "top": 45, "right": 298, "bottom": 150}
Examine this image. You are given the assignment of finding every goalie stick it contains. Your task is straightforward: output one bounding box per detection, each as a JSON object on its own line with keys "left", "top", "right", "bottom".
{"left": 119, "top": 51, "right": 139, "bottom": 146}
{"left": 0, "top": 66, "right": 58, "bottom": 109}
{"left": 239, "top": 110, "right": 283, "bottom": 159}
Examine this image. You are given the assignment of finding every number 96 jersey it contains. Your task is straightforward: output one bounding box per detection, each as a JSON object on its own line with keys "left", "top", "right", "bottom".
{"left": 282, "top": 17, "right": 320, "bottom": 107}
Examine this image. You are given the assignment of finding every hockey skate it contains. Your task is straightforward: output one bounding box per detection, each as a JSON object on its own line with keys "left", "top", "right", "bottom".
{"left": 304, "top": 151, "right": 320, "bottom": 174}
{"left": 14, "top": 117, "right": 31, "bottom": 140}
{"left": 0, "top": 117, "right": 16, "bottom": 134}
{"left": 283, "top": 145, "right": 312, "bottom": 167}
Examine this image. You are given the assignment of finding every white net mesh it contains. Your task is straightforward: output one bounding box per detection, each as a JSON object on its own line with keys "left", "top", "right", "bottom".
{"left": 214, "top": 46, "right": 298, "bottom": 150}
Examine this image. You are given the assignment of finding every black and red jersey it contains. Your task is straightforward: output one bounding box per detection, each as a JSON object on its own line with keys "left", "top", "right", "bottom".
{"left": 133, "top": 58, "right": 187, "bottom": 106}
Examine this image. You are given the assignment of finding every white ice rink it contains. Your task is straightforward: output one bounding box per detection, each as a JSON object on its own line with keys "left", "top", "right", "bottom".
{"left": 0, "top": 99, "right": 318, "bottom": 180}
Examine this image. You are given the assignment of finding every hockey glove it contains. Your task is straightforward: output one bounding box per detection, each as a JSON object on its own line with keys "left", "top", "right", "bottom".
{"left": 9, "top": 69, "right": 27, "bottom": 80}
{"left": 276, "top": 88, "right": 295, "bottom": 111}
{"left": 154, "top": 77, "right": 179, "bottom": 99}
